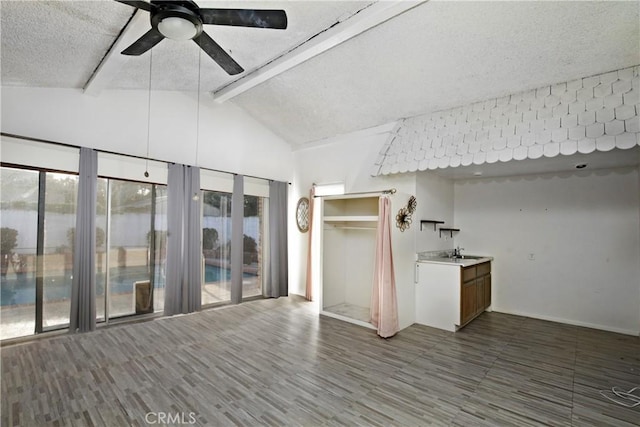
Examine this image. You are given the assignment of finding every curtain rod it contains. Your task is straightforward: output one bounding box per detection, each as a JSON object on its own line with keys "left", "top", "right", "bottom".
{"left": 314, "top": 188, "right": 396, "bottom": 198}
{"left": 349, "top": 188, "right": 397, "bottom": 195}
{"left": 1, "top": 132, "right": 291, "bottom": 185}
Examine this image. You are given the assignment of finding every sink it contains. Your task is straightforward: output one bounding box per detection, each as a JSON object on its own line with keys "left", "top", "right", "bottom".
{"left": 451, "top": 255, "right": 485, "bottom": 260}
{"left": 417, "top": 253, "right": 490, "bottom": 264}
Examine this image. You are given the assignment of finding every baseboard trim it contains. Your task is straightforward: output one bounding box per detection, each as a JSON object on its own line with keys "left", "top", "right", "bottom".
{"left": 320, "top": 310, "right": 376, "bottom": 330}
{"left": 492, "top": 307, "right": 639, "bottom": 337}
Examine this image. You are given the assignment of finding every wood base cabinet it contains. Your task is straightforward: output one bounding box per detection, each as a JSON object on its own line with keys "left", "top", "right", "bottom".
{"left": 415, "top": 258, "right": 492, "bottom": 332}
{"left": 460, "top": 262, "right": 491, "bottom": 327}
{"left": 461, "top": 279, "right": 477, "bottom": 326}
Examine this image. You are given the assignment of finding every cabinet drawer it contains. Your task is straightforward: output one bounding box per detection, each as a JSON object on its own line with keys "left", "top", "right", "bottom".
{"left": 477, "top": 262, "right": 491, "bottom": 276}
{"left": 462, "top": 266, "right": 476, "bottom": 282}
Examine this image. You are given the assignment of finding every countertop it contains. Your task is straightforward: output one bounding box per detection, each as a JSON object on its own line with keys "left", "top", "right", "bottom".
{"left": 417, "top": 254, "right": 493, "bottom": 267}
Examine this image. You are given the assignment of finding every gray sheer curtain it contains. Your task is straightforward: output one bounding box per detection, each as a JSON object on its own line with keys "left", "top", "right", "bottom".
{"left": 230, "top": 174, "right": 244, "bottom": 304}
{"left": 265, "top": 181, "right": 288, "bottom": 298}
{"left": 69, "top": 147, "right": 97, "bottom": 333}
{"left": 165, "top": 163, "right": 202, "bottom": 316}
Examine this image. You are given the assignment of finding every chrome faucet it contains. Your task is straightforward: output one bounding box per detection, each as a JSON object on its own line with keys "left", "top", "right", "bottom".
{"left": 452, "top": 246, "right": 465, "bottom": 258}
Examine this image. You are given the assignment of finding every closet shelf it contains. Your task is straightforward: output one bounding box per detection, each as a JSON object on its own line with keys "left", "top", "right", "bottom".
{"left": 324, "top": 215, "right": 378, "bottom": 222}
{"left": 420, "top": 220, "right": 445, "bottom": 231}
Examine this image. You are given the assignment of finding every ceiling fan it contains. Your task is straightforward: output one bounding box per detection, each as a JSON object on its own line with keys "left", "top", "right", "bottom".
{"left": 114, "top": 0, "right": 287, "bottom": 75}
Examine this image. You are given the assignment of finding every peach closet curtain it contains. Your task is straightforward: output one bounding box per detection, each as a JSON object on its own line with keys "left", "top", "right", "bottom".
{"left": 304, "top": 185, "right": 315, "bottom": 301}
{"left": 370, "top": 195, "right": 399, "bottom": 338}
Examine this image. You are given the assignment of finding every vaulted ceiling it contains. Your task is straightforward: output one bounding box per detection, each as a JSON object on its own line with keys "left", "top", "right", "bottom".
{"left": 1, "top": 1, "right": 639, "bottom": 147}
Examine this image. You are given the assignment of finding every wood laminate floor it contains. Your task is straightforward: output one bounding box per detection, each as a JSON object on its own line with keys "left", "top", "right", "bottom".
{"left": 323, "top": 303, "right": 371, "bottom": 324}
{"left": 1, "top": 296, "right": 638, "bottom": 426}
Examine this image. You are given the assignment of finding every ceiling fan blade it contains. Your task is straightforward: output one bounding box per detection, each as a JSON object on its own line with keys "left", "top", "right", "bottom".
{"left": 121, "top": 28, "right": 164, "bottom": 55}
{"left": 199, "top": 9, "right": 287, "bottom": 29}
{"left": 194, "top": 32, "right": 244, "bottom": 75}
{"left": 114, "top": 0, "right": 152, "bottom": 12}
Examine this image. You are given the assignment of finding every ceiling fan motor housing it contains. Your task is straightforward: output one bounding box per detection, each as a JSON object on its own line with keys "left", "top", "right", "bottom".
{"left": 152, "top": 1, "right": 203, "bottom": 40}
{"left": 116, "top": 0, "right": 288, "bottom": 75}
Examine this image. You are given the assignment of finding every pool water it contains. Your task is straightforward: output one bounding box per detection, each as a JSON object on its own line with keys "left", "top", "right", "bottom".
{"left": 1, "top": 265, "right": 253, "bottom": 306}
{"left": 205, "top": 264, "right": 231, "bottom": 282}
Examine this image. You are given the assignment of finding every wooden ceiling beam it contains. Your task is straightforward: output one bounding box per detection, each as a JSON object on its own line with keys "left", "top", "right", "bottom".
{"left": 211, "top": 1, "right": 425, "bottom": 103}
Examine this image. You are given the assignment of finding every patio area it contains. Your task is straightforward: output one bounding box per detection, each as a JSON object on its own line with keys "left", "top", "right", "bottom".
{"left": 1, "top": 275, "right": 262, "bottom": 341}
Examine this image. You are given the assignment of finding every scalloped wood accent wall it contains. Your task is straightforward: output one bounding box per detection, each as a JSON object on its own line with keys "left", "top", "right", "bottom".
{"left": 374, "top": 66, "right": 640, "bottom": 176}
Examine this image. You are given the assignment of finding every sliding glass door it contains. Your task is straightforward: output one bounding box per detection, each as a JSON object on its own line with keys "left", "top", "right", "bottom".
{"left": 0, "top": 167, "right": 78, "bottom": 340}
{"left": 96, "top": 178, "right": 167, "bottom": 321}
{"left": 200, "top": 189, "right": 268, "bottom": 305}
{"left": 42, "top": 173, "right": 78, "bottom": 328}
{"left": 1, "top": 168, "right": 39, "bottom": 340}
{"left": 202, "top": 190, "right": 232, "bottom": 305}
{"left": 1, "top": 164, "right": 269, "bottom": 340}
{"left": 243, "top": 195, "right": 266, "bottom": 298}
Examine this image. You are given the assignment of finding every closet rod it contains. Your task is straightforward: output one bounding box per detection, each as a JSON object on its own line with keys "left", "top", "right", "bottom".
{"left": 325, "top": 226, "right": 377, "bottom": 230}
{"left": 314, "top": 188, "right": 396, "bottom": 198}
{"left": 1, "top": 132, "right": 291, "bottom": 184}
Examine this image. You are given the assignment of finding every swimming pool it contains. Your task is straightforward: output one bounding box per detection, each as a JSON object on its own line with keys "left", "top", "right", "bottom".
{"left": 0, "top": 264, "right": 254, "bottom": 306}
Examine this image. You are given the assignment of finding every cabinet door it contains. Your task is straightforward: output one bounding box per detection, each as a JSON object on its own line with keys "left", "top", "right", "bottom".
{"left": 462, "top": 266, "right": 477, "bottom": 282}
{"left": 461, "top": 280, "right": 477, "bottom": 325}
{"left": 477, "top": 262, "right": 491, "bottom": 276}
{"left": 476, "top": 276, "right": 485, "bottom": 316}
{"left": 484, "top": 273, "right": 491, "bottom": 309}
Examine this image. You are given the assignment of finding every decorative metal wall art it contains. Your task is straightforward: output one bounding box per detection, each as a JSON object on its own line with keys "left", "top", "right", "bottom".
{"left": 396, "top": 195, "right": 417, "bottom": 232}
{"left": 407, "top": 195, "right": 417, "bottom": 214}
{"left": 296, "top": 197, "right": 310, "bottom": 232}
{"left": 396, "top": 207, "right": 412, "bottom": 232}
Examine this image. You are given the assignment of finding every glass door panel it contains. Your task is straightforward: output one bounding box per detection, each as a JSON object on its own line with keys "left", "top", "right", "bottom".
{"left": 151, "top": 185, "right": 167, "bottom": 312}
{"left": 202, "top": 191, "right": 232, "bottom": 305}
{"left": 0, "top": 167, "right": 39, "bottom": 340}
{"left": 95, "top": 178, "right": 108, "bottom": 321}
{"left": 42, "top": 173, "right": 78, "bottom": 329}
{"left": 108, "top": 180, "right": 153, "bottom": 318}
{"left": 243, "top": 195, "right": 264, "bottom": 298}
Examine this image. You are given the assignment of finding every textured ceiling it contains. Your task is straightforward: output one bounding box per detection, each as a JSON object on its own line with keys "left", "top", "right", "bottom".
{"left": 109, "top": 1, "right": 374, "bottom": 91}
{"left": 0, "top": 0, "right": 373, "bottom": 91}
{"left": 233, "top": 1, "right": 640, "bottom": 144}
{"left": 0, "top": 0, "right": 131, "bottom": 87}
{"left": 1, "top": 1, "right": 639, "bottom": 148}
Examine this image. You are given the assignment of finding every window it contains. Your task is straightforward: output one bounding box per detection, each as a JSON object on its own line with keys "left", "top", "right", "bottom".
{"left": 1, "top": 138, "right": 273, "bottom": 339}
{"left": 202, "top": 191, "right": 232, "bottom": 305}
{"left": 0, "top": 167, "right": 78, "bottom": 340}
{"left": 43, "top": 173, "right": 78, "bottom": 328}
{"left": 201, "top": 175, "right": 269, "bottom": 304}
{"left": 242, "top": 195, "right": 266, "bottom": 298}
{"left": 1, "top": 167, "right": 39, "bottom": 339}
{"left": 96, "top": 178, "right": 167, "bottom": 320}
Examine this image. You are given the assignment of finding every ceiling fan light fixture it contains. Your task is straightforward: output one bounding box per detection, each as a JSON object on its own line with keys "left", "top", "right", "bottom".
{"left": 116, "top": 0, "right": 287, "bottom": 75}
{"left": 158, "top": 16, "right": 198, "bottom": 40}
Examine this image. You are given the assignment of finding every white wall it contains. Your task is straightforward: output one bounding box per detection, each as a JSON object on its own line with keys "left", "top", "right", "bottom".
{"left": 415, "top": 173, "right": 455, "bottom": 253}
{"left": 1, "top": 87, "right": 293, "bottom": 181}
{"left": 321, "top": 227, "right": 377, "bottom": 309}
{"left": 454, "top": 167, "right": 640, "bottom": 335}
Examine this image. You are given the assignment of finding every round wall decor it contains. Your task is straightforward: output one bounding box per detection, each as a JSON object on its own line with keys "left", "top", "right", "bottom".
{"left": 296, "top": 197, "right": 310, "bottom": 232}
{"left": 396, "top": 207, "right": 412, "bottom": 232}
